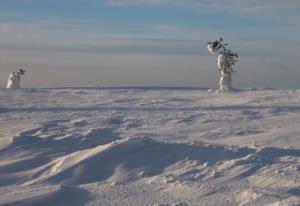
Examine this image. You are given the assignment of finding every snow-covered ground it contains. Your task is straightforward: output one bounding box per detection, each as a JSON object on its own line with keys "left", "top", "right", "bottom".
{"left": 1, "top": 87, "right": 300, "bottom": 206}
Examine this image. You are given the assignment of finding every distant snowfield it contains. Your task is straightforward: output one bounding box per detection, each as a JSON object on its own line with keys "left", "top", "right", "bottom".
{"left": 1, "top": 87, "right": 300, "bottom": 206}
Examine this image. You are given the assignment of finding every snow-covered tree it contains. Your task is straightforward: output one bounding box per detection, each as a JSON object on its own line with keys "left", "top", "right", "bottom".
{"left": 207, "top": 38, "right": 238, "bottom": 92}
{"left": 6, "top": 69, "right": 26, "bottom": 89}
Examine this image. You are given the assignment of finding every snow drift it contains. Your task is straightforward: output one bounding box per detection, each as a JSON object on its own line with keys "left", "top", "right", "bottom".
{"left": 1, "top": 88, "right": 300, "bottom": 206}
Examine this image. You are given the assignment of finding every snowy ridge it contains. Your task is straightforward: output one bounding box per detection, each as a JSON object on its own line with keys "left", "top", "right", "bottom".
{"left": 1, "top": 88, "right": 300, "bottom": 205}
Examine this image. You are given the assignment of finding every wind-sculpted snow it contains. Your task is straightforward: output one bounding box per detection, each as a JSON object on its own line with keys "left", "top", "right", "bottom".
{"left": 2, "top": 185, "right": 92, "bottom": 206}
{"left": 23, "top": 137, "right": 255, "bottom": 185}
{"left": 1, "top": 88, "right": 300, "bottom": 205}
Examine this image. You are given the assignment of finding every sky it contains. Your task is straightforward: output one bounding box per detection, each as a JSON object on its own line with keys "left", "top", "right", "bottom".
{"left": 0, "top": 0, "right": 300, "bottom": 88}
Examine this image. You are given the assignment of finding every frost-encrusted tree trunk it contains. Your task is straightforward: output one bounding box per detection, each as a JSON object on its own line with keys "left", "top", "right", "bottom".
{"left": 207, "top": 38, "right": 238, "bottom": 92}
{"left": 6, "top": 69, "right": 26, "bottom": 89}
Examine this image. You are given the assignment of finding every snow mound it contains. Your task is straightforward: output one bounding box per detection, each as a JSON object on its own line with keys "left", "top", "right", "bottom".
{"left": 24, "top": 137, "right": 253, "bottom": 185}
{"left": 0, "top": 125, "right": 120, "bottom": 186}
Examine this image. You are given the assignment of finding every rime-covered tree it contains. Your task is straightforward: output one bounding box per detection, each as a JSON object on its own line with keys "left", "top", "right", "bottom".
{"left": 207, "top": 38, "right": 238, "bottom": 92}
{"left": 6, "top": 69, "right": 26, "bottom": 89}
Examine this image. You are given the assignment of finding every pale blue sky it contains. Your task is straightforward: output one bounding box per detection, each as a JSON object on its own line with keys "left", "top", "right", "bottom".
{"left": 0, "top": 0, "right": 300, "bottom": 88}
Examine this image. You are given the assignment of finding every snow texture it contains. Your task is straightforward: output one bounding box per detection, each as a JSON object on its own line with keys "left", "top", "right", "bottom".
{"left": 217, "top": 53, "right": 227, "bottom": 71}
{"left": 1, "top": 87, "right": 300, "bottom": 206}
{"left": 219, "top": 70, "right": 232, "bottom": 92}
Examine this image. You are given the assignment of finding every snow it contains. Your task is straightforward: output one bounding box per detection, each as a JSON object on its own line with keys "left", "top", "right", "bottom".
{"left": 217, "top": 53, "right": 227, "bottom": 70}
{"left": 219, "top": 70, "right": 232, "bottom": 92}
{"left": 6, "top": 72, "right": 22, "bottom": 89}
{"left": 1, "top": 87, "right": 300, "bottom": 205}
